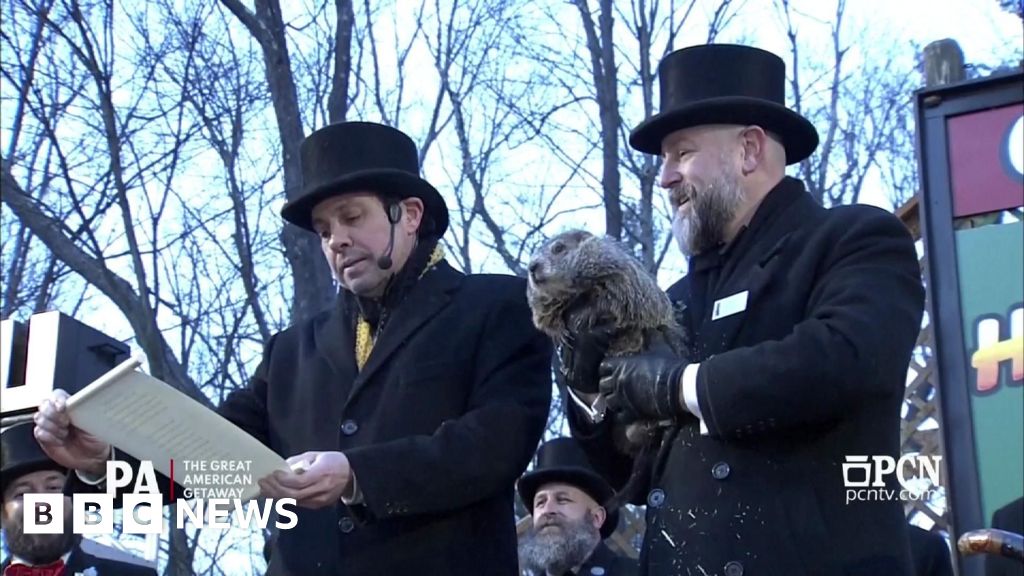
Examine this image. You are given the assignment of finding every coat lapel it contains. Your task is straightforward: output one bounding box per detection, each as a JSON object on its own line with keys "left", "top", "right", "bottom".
{"left": 314, "top": 298, "right": 359, "bottom": 386}
{"left": 579, "top": 542, "right": 616, "bottom": 574}
{"left": 345, "top": 262, "right": 462, "bottom": 404}
{"left": 697, "top": 234, "right": 787, "bottom": 355}
{"left": 695, "top": 178, "right": 817, "bottom": 355}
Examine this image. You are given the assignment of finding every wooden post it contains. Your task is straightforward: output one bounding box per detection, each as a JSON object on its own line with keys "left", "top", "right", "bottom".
{"left": 923, "top": 39, "right": 966, "bottom": 89}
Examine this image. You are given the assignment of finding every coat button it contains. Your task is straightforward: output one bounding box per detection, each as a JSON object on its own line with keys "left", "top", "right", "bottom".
{"left": 712, "top": 461, "right": 731, "bottom": 480}
{"left": 724, "top": 560, "right": 744, "bottom": 576}
{"left": 647, "top": 488, "right": 666, "bottom": 508}
{"left": 341, "top": 419, "right": 359, "bottom": 436}
{"left": 337, "top": 517, "right": 355, "bottom": 533}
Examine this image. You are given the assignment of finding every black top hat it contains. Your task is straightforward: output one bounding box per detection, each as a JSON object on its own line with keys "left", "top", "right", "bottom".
{"left": 0, "top": 423, "right": 65, "bottom": 498}
{"left": 517, "top": 437, "right": 619, "bottom": 539}
{"left": 629, "top": 44, "right": 819, "bottom": 164}
{"left": 280, "top": 122, "right": 450, "bottom": 235}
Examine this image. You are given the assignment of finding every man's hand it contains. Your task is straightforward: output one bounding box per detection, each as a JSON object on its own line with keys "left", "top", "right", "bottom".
{"left": 33, "top": 389, "right": 111, "bottom": 477}
{"left": 258, "top": 451, "right": 353, "bottom": 509}
{"left": 561, "top": 324, "right": 615, "bottom": 394}
{"left": 599, "top": 351, "right": 689, "bottom": 421}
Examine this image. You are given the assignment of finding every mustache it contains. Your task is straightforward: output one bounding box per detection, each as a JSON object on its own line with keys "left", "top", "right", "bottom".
{"left": 536, "top": 514, "right": 567, "bottom": 530}
{"left": 669, "top": 183, "right": 695, "bottom": 209}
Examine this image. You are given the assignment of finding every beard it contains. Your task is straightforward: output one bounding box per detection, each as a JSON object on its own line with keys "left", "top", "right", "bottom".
{"left": 518, "top": 512, "right": 601, "bottom": 575}
{"left": 2, "top": 502, "right": 78, "bottom": 565}
{"left": 670, "top": 161, "right": 746, "bottom": 257}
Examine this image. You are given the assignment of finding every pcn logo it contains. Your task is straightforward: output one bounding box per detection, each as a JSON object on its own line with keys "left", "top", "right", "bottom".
{"left": 842, "top": 455, "right": 942, "bottom": 505}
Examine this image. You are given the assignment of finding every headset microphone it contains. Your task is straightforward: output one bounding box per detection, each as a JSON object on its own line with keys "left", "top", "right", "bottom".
{"left": 376, "top": 203, "right": 402, "bottom": 270}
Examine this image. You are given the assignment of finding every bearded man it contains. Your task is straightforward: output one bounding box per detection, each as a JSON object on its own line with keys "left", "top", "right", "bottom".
{"left": 517, "top": 438, "right": 637, "bottom": 576}
{"left": 564, "top": 44, "right": 925, "bottom": 576}
{"left": 1, "top": 423, "right": 155, "bottom": 576}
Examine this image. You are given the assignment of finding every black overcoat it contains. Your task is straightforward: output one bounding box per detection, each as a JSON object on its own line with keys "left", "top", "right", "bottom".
{"left": 908, "top": 525, "right": 954, "bottom": 576}
{"left": 570, "top": 178, "right": 925, "bottom": 576}
{"left": 577, "top": 542, "right": 639, "bottom": 576}
{"left": 220, "top": 261, "right": 553, "bottom": 575}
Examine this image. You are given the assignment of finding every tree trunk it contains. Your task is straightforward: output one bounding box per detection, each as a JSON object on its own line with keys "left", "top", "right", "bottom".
{"left": 574, "top": 0, "right": 622, "bottom": 240}
{"left": 220, "top": 0, "right": 337, "bottom": 323}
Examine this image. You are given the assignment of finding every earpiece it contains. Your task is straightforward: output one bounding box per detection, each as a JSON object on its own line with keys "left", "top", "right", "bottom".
{"left": 377, "top": 202, "right": 401, "bottom": 270}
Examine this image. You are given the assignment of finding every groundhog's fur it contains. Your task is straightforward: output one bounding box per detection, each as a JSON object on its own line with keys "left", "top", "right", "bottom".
{"left": 527, "top": 229, "right": 685, "bottom": 451}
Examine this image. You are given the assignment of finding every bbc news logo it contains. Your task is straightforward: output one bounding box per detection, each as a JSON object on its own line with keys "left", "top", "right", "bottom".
{"left": 842, "top": 455, "right": 942, "bottom": 505}
{"left": 21, "top": 459, "right": 298, "bottom": 535}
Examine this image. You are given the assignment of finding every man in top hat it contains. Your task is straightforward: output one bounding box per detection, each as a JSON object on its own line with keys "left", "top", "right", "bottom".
{"left": 1, "top": 423, "right": 156, "bottom": 576}
{"left": 517, "top": 438, "right": 637, "bottom": 576}
{"left": 562, "top": 45, "right": 924, "bottom": 575}
{"left": 33, "top": 122, "right": 553, "bottom": 575}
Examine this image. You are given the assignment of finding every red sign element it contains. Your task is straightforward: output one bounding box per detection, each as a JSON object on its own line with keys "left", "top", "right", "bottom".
{"left": 946, "top": 103, "right": 1024, "bottom": 218}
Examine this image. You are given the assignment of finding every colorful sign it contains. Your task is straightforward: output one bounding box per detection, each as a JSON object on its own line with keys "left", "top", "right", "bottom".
{"left": 946, "top": 104, "right": 1024, "bottom": 217}
{"left": 956, "top": 221, "right": 1024, "bottom": 524}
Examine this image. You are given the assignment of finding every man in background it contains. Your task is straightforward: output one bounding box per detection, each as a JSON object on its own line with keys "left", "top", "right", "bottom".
{"left": 1, "top": 422, "right": 156, "bottom": 576}
{"left": 518, "top": 438, "right": 637, "bottom": 576}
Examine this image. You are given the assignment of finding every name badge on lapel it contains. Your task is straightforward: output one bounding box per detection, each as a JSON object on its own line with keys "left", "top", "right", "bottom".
{"left": 712, "top": 290, "right": 748, "bottom": 321}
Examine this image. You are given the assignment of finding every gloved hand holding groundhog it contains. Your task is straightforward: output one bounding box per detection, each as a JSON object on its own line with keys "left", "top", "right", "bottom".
{"left": 565, "top": 325, "right": 691, "bottom": 422}
{"left": 599, "top": 349, "right": 690, "bottom": 422}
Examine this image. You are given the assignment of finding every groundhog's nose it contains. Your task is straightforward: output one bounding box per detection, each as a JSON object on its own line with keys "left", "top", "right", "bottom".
{"left": 528, "top": 260, "right": 545, "bottom": 283}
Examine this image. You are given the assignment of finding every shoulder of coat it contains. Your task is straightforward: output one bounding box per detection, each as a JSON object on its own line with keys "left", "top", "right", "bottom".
{"left": 461, "top": 272, "right": 527, "bottom": 292}
{"left": 826, "top": 201, "right": 904, "bottom": 226}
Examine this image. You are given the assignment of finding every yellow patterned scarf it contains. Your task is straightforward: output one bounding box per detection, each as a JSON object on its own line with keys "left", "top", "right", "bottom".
{"left": 354, "top": 245, "right": 445, "bottom": 370}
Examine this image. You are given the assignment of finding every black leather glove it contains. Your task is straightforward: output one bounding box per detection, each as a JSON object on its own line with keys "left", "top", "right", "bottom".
{"left": 598, "top": 351, "right": 689, "bottom": 421}
{"left": 559, "top": 324, "right": 614, "bottom": 394}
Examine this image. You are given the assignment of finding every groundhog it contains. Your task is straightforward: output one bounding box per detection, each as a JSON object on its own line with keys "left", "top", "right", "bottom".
{"left": 526, "top": 229, "right": 686, "bottom": 451}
